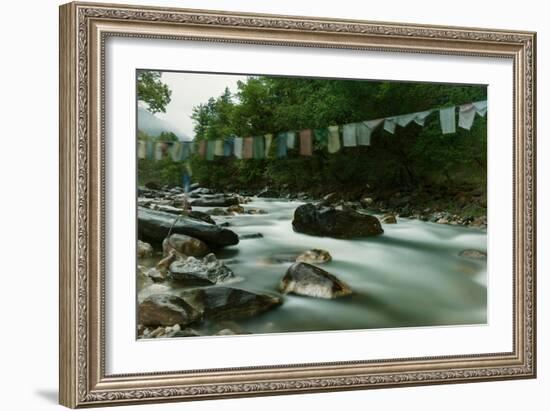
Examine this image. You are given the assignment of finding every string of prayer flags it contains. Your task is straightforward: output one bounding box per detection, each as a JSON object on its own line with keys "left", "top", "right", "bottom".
{"left": 223, "top": 137, "right": 234, "bottom": 157}
{"left": 198, "top": 140, "right": 206, "bottom": 159}
{"left": 253, "top": 135, "right": 265, "bottom": 159}
{"left": 396, "top": 113, "right": 417, "bottom": 128}
{"left": 171, "top": 141, "right": 182, "bottom": 161}
{"left": 140, "top": 99, "right": 487, "bottom": 163}
{"left": 314, "top": 128, "right": 329, "bottom": 149}
{"left": 439, "top": 106, "right": 456, "bottom": 134}
{"left": 299, "top": 129, "right": 313, "bottom": 156}
{"left": 206, "top": 140, "right": 215, "bottom": 161}
{"left": 384, "top": 117, "right": 397, "bottom": 134}
{"left": 277, "top": 132, "right": 287, "bottom": 158}
{"left": 458, "top": 103, "right": 476, "bottom": 130}
{"left": 327, "top": 125, "right": 341, "bottom": 153}
{"left": 286, "top": 131, "right": 296, "bottom": 149}
{"left": 413, "top": 110, "right": 432, "bottom": 126}
{"left": 234, "top": 137, "right": 243, "bottom": 159}
{"left": 342, "top": 123, "right": 358, "bottom": 147}
{"left": 473, "top": 100, "right": 487, "bottom": 117}
{"left": 214, "top": 139, "right": 224, "bottom": 157}
{"left": 138, "top": 140, "right": 146, "bottom": 159}
{"left": 242, "top": 137, "right": 254, "bottom": 159}
{"left": 264, "top": 134, "right": 273, "bottom": 157}
{"left": 358, "top": 119, "right": 383, "bottom": 146}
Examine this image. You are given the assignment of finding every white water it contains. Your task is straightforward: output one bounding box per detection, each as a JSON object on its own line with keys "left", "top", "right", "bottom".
{"left": 180, "top": 198, "right": 487, "bottom": 335}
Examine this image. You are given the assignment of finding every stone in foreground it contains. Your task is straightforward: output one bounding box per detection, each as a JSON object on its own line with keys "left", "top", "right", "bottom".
{"left": 292, "top": 203, "right": 383, "bottom": 238}
{"left": 179, "top": 287, "right": 282, "bottom": 320}
{"left": 138, "top": 294, "right": 202, "bottom": 326}
{"left": 168, "top": 253, "right": 234, "bottom": 285}
{"left": 279, "top": 262, "right": 352, "bottom": 299}
{"left": 163, "top": 233, "right": 210, "bottom": 258}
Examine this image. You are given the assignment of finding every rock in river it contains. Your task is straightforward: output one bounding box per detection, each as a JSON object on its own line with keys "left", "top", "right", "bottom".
{"left": 191, "top": 196, "right": 240, "bottom": 207}
{"left": 380, "top": 214, "right": 397, "bottom": 224}
{"left": 137, "top": 240, "right": 154, "bottom": 258}
{"left": 163, "top": 233, "right": 210, "bottom": 258}
{"left": 296, "top": 249, "right": 332, "bottom": 264}
{"left": 179, "top": 286, "right": 282, "bottom": 320}
{"left": 292, "top": 203, "right": 383, "bottom": 238}
{"left": 169, "top": 253, "right": 234, "bottom": 285}
{"left": 138, "top": 207, "right": 239, "bottom": 247}
{"left": 279, "top": 262, "right": 352, "bottom": 299}
{"left": 458, "top": 249, "right": 487, "bottom": 259}
{"left": 138, "top": 294, "right": 202, "bottom": 327}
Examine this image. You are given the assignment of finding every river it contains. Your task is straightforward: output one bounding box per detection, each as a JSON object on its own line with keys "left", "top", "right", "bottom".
{"left": 138, "top": 197, "right": 487, "bottom": 336}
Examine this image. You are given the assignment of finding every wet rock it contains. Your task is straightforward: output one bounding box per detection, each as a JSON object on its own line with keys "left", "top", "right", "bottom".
{"left": 239, "top": 233, "right": 264, "bottom": 240}
{"left": 381, "top": 214, "right": 397, "bottom": 224}
{"left": 179, "top": 287, "right": 282, "bottom": 320}
{"left": 191, "top": 187, "right": 213, "bottom": 195}
{"left": 279, "top": 262, "right": 352, "bottom": 299}
{"left": 246, "top": 207, "right": 267, "bottom": 215}
{"left": 138, "top": 207, "right": 239, "bottom": 247}
{"left": 360, "top": 196, "right": 374, "bottom": 207}
{"left": 150, "top": 204, "right": 184, "bottom": 215}
{"left": 137, "top": 240, "right": 154, "bottom": 258}
{"left": 207, "top": 207, "right": 230, "bottom": 216}
{"left": 191, "top": 196, "right": 240, "bottom": 207}
{"left": 292, "top": 203, "right": 383, "bottom": 238}
{"left": 227, "top": 205, "right": 245, "bottom": 214}
{"left": 459, "top": 249, "right": 487, "bottom": 259}
{"left": 144, "top": 267, "right": 166, "bottom": 282}
{"left": 138, "top": 294, "right": 202, "bottom": 327}
{"left": 320, "top": 192, "right": 341, "bottom": 206}
{"left": 185, "top": 210, "right": 216, "bottom": 225}
{"left": 163, "top": 233, "right": 210, "bottom": 258}
{"left": 156, "top": 250, "right": 178, "bottom": 270}
{"left": 296, "top": 249, "right": 332, "bottom": 264}
{"left": 167, "top": 328, "right": 201, "bottom": 338}
{"left": 144, "top": 181, "right": 161, "bottom": 190}
{"left": 168, "top": 253, "right": 234, "bottom": 285}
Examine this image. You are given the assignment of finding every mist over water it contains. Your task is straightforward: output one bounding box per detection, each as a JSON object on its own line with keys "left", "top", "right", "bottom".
{"left": 139, "top": 198, "right": 487, "bottom": 336}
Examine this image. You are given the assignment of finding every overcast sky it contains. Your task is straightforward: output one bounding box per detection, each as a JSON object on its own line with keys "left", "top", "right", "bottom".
{"left": 155, "top": 71, "right": 248, "bottom": 140}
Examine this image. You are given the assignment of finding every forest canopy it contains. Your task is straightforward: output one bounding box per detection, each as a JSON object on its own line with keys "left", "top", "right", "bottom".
{"left": 138, "top": 75, "right": 487, "bottom": 202}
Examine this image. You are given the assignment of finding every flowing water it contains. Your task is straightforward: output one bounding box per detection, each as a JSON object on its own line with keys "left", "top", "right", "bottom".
{"left": 139, "top": 198, "right": 487, "bottom": 336}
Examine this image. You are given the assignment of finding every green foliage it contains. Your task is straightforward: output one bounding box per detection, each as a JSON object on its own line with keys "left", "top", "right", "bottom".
{"left": 137, "top": 71, "right": 172, "bottom": 114}
{"left": 152, "top": 76, "right": 487, "bottom": 196}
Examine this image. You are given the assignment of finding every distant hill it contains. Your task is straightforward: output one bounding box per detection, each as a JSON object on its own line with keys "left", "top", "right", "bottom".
{"left": 137, "top": 107, "right": 191, "bottom": 141}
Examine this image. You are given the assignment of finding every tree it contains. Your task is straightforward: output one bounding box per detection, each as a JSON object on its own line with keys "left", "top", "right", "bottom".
{"left": 137, "top": 71, "right": 172, "bottom": 114}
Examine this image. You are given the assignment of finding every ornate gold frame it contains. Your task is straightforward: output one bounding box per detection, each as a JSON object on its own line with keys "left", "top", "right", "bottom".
{"left": 59, "top": 2, "right": 536, "bottom": 408}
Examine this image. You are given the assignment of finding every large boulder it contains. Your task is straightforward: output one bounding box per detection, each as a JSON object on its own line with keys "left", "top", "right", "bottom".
{"left": 279, "top": 262, "right": 352, "bottom": 299}
{"left": 138, "top": 207, "right": 239, "bottom": 247}
{"left": 292, "top": 203, "right": 383, "bottom": 238}
{"left": 168, "top": 253, "right": 234, "bottom": 285}
{"left": 138, "top": 294, "right": 202, "bottom": 326}
{"left": 163, "top": 234, "right": 210, "bottom": 258}
{"left": 191, "top": 196, "right": 240, "bottom": 207}
{"left": 179, "top": 287, "right": 282, "bottom": 320}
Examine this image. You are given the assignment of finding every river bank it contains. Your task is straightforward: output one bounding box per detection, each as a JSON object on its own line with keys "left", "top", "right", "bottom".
{"left": 136, "top": 184, "right": 487, "bottom": 339}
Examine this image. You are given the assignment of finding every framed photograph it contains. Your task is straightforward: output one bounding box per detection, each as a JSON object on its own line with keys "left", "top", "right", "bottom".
{"left": 59, "top": 2, "right": 537, "bottom": 408}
